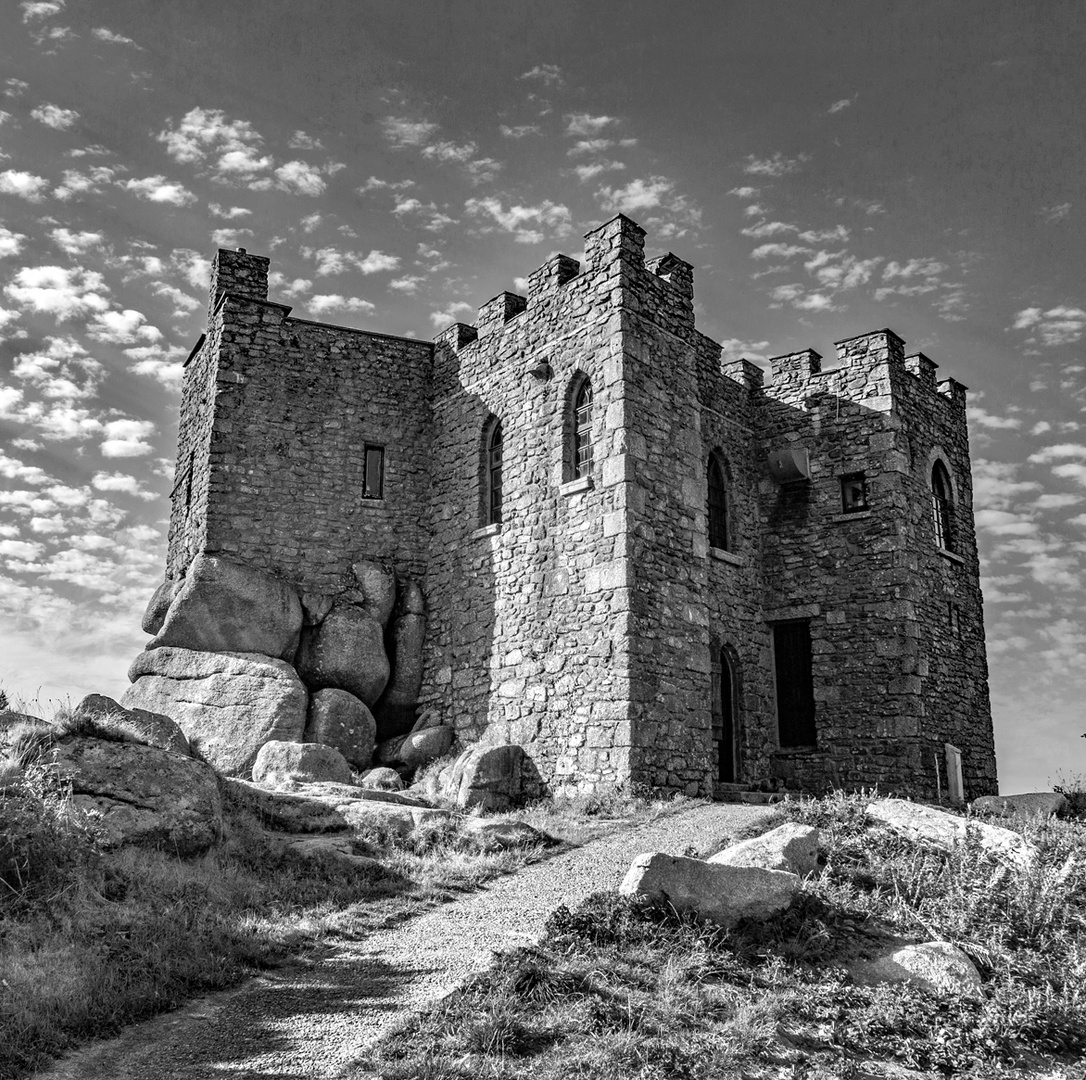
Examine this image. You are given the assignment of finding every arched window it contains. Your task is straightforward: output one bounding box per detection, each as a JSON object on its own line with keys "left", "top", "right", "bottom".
{"left": 572, "top": 377, "right": 593, "bottom": 479}
{"left": 707, "top": 454, "right": 729, "bottom": 550}
{"left": 485, "top": 419, "right": 503, "bottom": 525}
{"left": 931, "top": 461, "right": 953, "bottom": 550}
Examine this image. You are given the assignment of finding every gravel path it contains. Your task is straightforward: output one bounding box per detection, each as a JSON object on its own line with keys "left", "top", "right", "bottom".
{"left": 32, "top": 801, "right": 772, "bottom": 1080}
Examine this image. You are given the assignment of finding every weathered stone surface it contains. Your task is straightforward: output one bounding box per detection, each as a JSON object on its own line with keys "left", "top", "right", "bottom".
{"left": 305, "top": 689, "right": 375, "bottom": 771}
{"left": 359, "top": 766, "right": 404, "bottom": 791}
{"left": 439, "top": 743, "right": 526, "bottom": 810}
{"left": 252, "top": 740, "right": 353, "bottom": 787}
{"left": 411, "top": 707, "right": 443, "bottom": 733}
{"left": 295, "top": 604, "right": 390, "bottom": 706}
{"left": 53, "top": 736, "right": 222, "bottom": 856}
{"left": 374, "top": 612, "right": 427, "bottom": 739}
{"left": 342, "top": 560, "right": 397, "bottom": 626}
{"left": 867, "top": 798, "right": 1034, "bottom": 869}
{"left": 620, "top": 852, "right": 799, "bottom": 927}
{"left": 398, "top": 579, "right": 426, "bottom": 616}
{"left": 283, "top": 835, "right": 380, "bottom": 871}
{"left": 850, "top": 941, "right": 983, "bottom": 996}
{"left": 299, "top": 591, "right": 335, "bottom": 628}
{"left": 338, "top": 798, "right": 448, "bottom": 838}
{"left": 461, "top": 818, "right": 552, "bottom": 851}
{"left": 72, "top": 694, "right": 191, "bottom": 757}
{"left": 0, "top": 710, "right": 45, "bottom": 754}
{"left": 972, "top": 792, "right": 1068, "bottom": 819}
{"left": 123, "top": 648, "right": 307, "bottom": 777}
{"left": 375, "top": 725, "right": 453, "bottom": 770}
{"left": 141, "top": 577, "right": 182, "bottom": 635}
{"left": 708, "top": 823, "right": 820, "bottom": 877}
{"left": 149, "top": 554, "right": 303, "bottom": 662}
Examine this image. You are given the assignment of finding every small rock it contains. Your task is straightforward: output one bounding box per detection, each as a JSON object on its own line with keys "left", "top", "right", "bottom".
{"left": 141, "top": 577, "right": 182, "bottom": 635}
{"left": 375, "top": 725, "right": 454, "bottom": 769}
{"left": 438, "top": 743, "right": 526, "bottom": 810}
{"left": 868, "top": 798, "right": 1034, "bottom": 870}
{"left": 359, "top": 766, "right": 404, "bottom": 791}
{"left": 304, "top": 688, "right": 375, "bottom": 771}
{"left": 462, "top": 818, "right": 553, "bottom": 851}
{"left": 851, "top": 941, "right": 983, "bottom": 996}
{"left": 252, "top": 740, "right": 353, "bottom": 787}
{"left": 295, "top": 604, "right": 390, "bottom": 706}
{"left": 619, "top": 852, "right": 799, "bottom": 927}
{"left": 708, "top": 822, "right": 820, "bottom": 877}
{"left": 283, "top": 835, "right": 380, "bottom": 871}
{"left": 71, "top": 694, "right": 191, "bottom": 756}
{"left": 971, "top": 792, "right": 1068, "bottom": 819}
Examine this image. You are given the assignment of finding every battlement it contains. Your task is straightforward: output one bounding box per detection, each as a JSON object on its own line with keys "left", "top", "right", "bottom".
{"left": 207, "top": 248, "right": 269, "bottom": 325}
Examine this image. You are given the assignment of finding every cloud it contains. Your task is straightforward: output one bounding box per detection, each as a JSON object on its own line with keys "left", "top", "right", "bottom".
{"left": 288, "top": 130, "right": 323, "bottom": 151}
{"left": 0, "top": 226, "right": 26, "bottom": 258}
{"left": 1027, "top": 443, "right": 1086, "bottom": 465}
{"left": 720, "top": 337, "right": 772, "bottom": 369}
{"left": 464, "top": 197, "right": 571, "bottom": 244}
{"left": 565, "top": 113, "right": 617, "bottom": 136}
{"left": 743, "top": 152, "right": 808, "bottom": 177}
{"left": 303, "top": 247, "right": 400, "bottom": 276}
{"left": 388, "top": 275, "right": 424, "bottom": 294}
{"left": 21, "top": 1, "right": 64, "bottom": 21}
{"left": 0, "top": 539, "right": 45, "bottom": 561}
{"left": 11, "top": 335, "right": 103, "bottom": 400}
{"left": 4, "top": 265, "right": 110, "bottom": 320}
{"left": 0, "top": 169, "right": 50, "bottom": 201}
{"left": 30, "top": 102, "right": 79, "bottom": 129}
{"left": 273, "top": 159, "right": 326, "bottom": 196}
{"left": 464, "top": 157, "right": 502, "bottom": 185}
{"left": 1039, "top": 203, "right": 1071, "bottom": 223}
{"left": 499, "top": 124, "right": 542, "bottom": 138}
{"left": 827, "top": 97, "right": 853, "bottom": 113}
{"left": 421, "top": 140, "right": 477, "bottom": 163}
{"left": 1012, "top": 305, "right": 1086, "bottom": 347}
{"left": 883, "top": 258, "right": 948, "bottom": 280}
{"left": 91, "top": 471, "right": 154, "bottom": 498}
{"left": 741, "top": 220, "right": 797, "bottom": 238}
{"left": 0, "top": 452, "right": 50, "bottom": 485}
{"left": 357, "top": 176, "right": 415, "bottom": 192}
{"left": 596, "top": 176, "right": 675, "bottom": 213}
{"left": 573, "top": 161, "right": 625, "bottom": 182}
{"left": 100, "top": 418, "right": 154, "bottom": 457}
{"left": 123, "top": 175, "right": 197, "bottom": 205}
{"left": 124, "top": 344, "right": 186, "bottom": 386}
{"left": 429, "top": 300, "right": 475, "bottom": 329}
{"left": 208, "top": 203, "right": 251, "bottom": 219}
{"left": 969, "top": 407, "right": 1021, "bottom": 430}
{"left": 751, "top": 242, "right": 811, "bottom": 260}
{"left": 974, "top": 509, "right": 1039, "bottom": 536}
{"left": 49, "top": 227, "right": 102, "bottom": 254}
{"left": 727, "top": 186, "right": 759, "bottom": 198}
{"left": 519, "top": 64, "right": 563, "bottom": 86}
{"left": 92, "top": 27, "right": 137, "bottom": 45}
{"left": 88, "top": 308, "right": 161, "bottom": 346}
{"left": 306, "top": 295, "right": 376, "bottom": 316}
{"left": 568, "top": 138, "right": 614, "bottom": 156}
{"left": 54, "top": 165, "right": 115, "bottom": 200}
{"left": 5, "top": 79, "right": 29, "bottom": 97}
{"left": 381, "top": 117, "right": 439, "bottom": 148}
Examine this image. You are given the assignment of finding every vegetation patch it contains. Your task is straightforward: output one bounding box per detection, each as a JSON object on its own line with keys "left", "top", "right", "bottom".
{"left": 356, "top": 791, "right": 1086, "bottom": 1079}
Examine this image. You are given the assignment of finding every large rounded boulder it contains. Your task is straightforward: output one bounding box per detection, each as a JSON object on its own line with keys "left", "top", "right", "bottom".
{"left": 252, "top": 740, "right": 353, "bottom": 787}
{"left": 304, "top": 688, "right": 375, "bottom": 771}
{"left": 122, "top": 647, "right": 307, "bottom": 777}
{"left": 295, "top": 603, "right": 390, "bottom": 706}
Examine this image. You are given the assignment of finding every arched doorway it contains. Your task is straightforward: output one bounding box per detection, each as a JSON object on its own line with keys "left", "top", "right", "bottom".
{"left": 711, "top": 645, "right": 738, "bottom": 783}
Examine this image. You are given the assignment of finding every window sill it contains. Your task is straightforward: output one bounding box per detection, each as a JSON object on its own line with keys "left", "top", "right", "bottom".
{"left": 772, "top": 746, "right": 818, "bottom": 757}
{"left": 709, "top": 546, "right": 744, "bottom": 566}
{"left": 938, "top": 547, "right": 965, "bottom": 565}
{"left": 560, "top": 476, "right": 593, "bottom": 496}
{"left": 358, "top": 498, "right": 386, "bottom": 507}
{"left": 832, "top": 509, "right": 872, "bottom": 522}
{"left": 471, "top": 523, "right": 501, "bottom": 540}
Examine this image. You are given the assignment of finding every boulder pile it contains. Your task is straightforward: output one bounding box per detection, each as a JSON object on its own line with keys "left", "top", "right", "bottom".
{"left": 125, "top": 553, "right": 457, "bottom": 782}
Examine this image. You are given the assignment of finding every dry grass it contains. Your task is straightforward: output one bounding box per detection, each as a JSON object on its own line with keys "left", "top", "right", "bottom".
{"left": 355, "top": 791, "right": 1086, "bottom": 1080}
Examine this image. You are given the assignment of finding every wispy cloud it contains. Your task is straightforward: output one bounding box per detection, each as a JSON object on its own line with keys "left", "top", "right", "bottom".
{"left": 519, "top": 64, "right": 563, "bottom": 86}
{"left": 743, "top": 152, "right": 809, "bottom": 178}
{"left": 464, "top": 197, "right": 571, "bottom": 244}
{"left": 30, "top": 102, "right": 79, "bottom": 129}
{"left": 827, "top": 97, "right": 853, "bottom": 114}
{"left": 1013, "top": 305, "right": 1086, "bottom": 347}
{"left": 0, "top": 169, "right": 50, "bottom": 201}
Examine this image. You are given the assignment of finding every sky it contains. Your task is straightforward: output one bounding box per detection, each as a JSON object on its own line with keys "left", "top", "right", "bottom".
{"left": 0, "top": 0, "right": 1083, "bottom": 794}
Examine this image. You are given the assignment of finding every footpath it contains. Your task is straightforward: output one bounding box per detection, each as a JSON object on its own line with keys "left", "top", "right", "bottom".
{"left": 32, "top": 801, "right": 771, "bottom": 1080}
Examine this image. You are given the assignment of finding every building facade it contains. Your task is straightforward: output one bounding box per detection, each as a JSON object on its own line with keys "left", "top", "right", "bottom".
{"left": 165, "top": 213, "right": 998, "bottom": 800}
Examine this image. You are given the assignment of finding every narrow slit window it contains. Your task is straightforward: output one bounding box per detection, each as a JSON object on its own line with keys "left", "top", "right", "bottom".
{"left": 573, "top": 379, "right": 593, "bottom": 479}
{"left": 773, "top": 620, "right": 816, "bottom": 749}
{"left": 840, "top": 472, "right": 868, "bottom": 513}
{"left": 486, "top": 420, "right": 503, "bottom": 525}
{"left": 707, "top": 455, "right": 729, "bottom": 549}
{"left": 363, "top": 444, "right": 384, "bottom": 499}
{"left": 931, "top": 461, "right": 953, "bottom": 550}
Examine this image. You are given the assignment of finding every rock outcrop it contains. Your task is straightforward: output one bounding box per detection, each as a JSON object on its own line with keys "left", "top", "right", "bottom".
{"left": 850, "top": 941, "right": 983, "bottom": 996}
{"left": 436, "top": 743, "right": 526, "bottom": 810}
{"left": 123, "top": 648, "right": 307, "bottom": 777}
{"left": 619, "top": 852, "right": 799, "bottom": 927}
{"left": 375, "top": 725, "right": 453, "bottom": 770}
{"left": 71, "top": 694, "right": 191, "bottom": 757}
{"left": 53, "top": 736, "right": 222, "bottom": 856}
{"left": 147, "top": 554, "right": 303, "bottom": 662}
{"left": 971, "top": 792, "right": 1068, "bottom": 819}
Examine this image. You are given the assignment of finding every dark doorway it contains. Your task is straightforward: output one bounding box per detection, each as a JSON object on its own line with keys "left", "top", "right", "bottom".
{"left": 711, "top": 646, "right": 737, "bottom": 782}
{"left": 773, "top": 620, "right": 816, "bottom": 748}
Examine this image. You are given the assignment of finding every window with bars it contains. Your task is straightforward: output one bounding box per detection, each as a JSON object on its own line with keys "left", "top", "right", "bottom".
{"left": 707, "top": 455, "right": 729, "bottom": 549}
{"left": 931, "top": 461, "right": 953, "bottom": 550}
{"left": 486, "top": 419, "right": 503, "bottom": 525}
{"left": 362, "top": 444, "right": 384, "bottom": 499}
{"left": 573, "top": 378, "right": 593, "bottom": 479}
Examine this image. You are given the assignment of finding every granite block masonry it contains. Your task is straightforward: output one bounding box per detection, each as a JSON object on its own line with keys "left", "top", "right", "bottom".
{"left": 150, "top": 217, "right": 998, "bottom": 800}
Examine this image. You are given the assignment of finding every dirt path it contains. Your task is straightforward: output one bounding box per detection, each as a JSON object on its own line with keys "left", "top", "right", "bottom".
{"left": 32, "top": 801, "right": 772, "bottom": 1080}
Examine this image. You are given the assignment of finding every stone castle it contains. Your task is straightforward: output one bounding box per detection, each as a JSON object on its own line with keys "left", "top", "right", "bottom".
{"left": 151, "top": 213, "right": 998, "bottom": 801}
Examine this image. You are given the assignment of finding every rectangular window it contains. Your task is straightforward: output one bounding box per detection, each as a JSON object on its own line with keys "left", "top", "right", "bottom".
{"left": 772, "top": 620, "right": 816, "bottom": 748}
{"left": 840, "top": 472, "right": 868, "bottom": 513}
{"left": 363, "top": 444, "right": 384, "bottom": 499}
